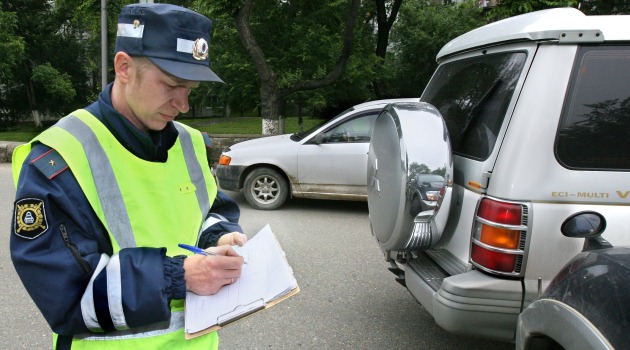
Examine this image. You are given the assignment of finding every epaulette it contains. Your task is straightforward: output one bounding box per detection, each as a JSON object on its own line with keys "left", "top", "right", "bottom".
{"left": 202, "top": 132, "right": 213, "bottom": 148}
{"left": 30, "top": 148, "right": 69, "bottom": 180}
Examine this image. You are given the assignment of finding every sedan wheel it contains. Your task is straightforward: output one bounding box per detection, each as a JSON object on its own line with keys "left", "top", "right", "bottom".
{"left": 243, "top": 168, "right": 289, "bottom": 210}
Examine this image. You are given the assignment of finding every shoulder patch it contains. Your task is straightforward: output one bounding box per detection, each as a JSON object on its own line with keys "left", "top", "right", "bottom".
{"left": 14, "top": 198, "right": 49, "bottom": 239}
{"left": 202, "top": 132, "right": 213, "bottom": 148}
{"left": 31, "top": 148, "right": 68, "bottom": 180}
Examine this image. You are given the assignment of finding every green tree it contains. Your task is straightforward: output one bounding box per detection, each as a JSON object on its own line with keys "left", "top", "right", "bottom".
{"left": 196, "top": 0, "right": 363, "bottom": 135}
{"left": 190, "top": 2, "right": 259, "bottom": 119}
{"left": 487, "top": 0, "right": 578, "bottom": 19}
{"left": 578, "top": 0, "right": 630, "bottom": 14}
{"left": 0, "top": 7, "right": 23, "bottom": 82}
{"left": 367, "top": 0, "right": 404, "bottom": 99}
{"left": 389, "top": 0, "right": 486, "bottom": 97}
{"left": 1, "top": 0, "right": 99, "bottom": 127}
{"left": 0, "top": 5, "right": 25, "bottom": 130}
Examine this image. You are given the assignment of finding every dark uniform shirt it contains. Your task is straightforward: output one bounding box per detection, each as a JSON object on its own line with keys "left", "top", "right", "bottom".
{"left": 10, "top": 83, "right": 242, "bottom": 339}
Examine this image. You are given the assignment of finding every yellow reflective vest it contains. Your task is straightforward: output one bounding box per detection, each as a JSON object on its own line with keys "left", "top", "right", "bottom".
{"left": 13, "top": 109, "right": 218, "bottom": 349}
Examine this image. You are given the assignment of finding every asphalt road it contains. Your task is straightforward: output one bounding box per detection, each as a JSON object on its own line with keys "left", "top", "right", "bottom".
{"left": 0, "top": 162, "right": 512, "bottom": 349}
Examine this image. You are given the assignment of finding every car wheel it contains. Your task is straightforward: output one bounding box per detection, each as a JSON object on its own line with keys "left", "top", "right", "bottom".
{"left": 243, "top": 168, "right": 289, "bottom": 210}
{"left": 410, "top": 194, "right": 422, "bottom": 216}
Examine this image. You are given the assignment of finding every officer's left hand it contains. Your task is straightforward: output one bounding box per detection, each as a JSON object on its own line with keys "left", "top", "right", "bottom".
{"left": 217, "top": 232, "right": 248, "bottom": 246}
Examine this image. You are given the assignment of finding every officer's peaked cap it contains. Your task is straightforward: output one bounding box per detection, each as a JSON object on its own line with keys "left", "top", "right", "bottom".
{"left": 115, "top": 3, "right": 223, "bottom": 83}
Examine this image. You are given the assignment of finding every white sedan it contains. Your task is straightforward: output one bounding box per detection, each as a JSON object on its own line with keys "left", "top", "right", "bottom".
{"left": 215, "top": 98, "right": 418, "bottom": 210}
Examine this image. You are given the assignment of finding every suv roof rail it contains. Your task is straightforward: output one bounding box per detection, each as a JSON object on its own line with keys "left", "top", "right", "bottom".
{"left": 437, "top": 8, "right": 630, "bottom": 62}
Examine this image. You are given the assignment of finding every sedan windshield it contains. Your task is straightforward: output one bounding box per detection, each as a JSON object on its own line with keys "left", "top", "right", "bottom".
{"left": 291, "top": 106, "right": 356, "bottom": 141}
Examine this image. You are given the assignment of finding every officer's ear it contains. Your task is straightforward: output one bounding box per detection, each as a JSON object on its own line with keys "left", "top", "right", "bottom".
{"left": 114, "top": 52, "right": 133, "bottom": 84}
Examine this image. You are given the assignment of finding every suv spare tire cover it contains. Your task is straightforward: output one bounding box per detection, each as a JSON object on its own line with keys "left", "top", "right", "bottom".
{"left": 367, "top": 102, "right": 453, "bottom": 251}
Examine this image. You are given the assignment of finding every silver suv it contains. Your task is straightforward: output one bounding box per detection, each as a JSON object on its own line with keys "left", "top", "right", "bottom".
{"left": 367, "top": 8, "right": 630, "bottom": 345}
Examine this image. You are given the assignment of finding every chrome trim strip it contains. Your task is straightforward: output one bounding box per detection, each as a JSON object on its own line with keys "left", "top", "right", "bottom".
{"left": 475, "top": 216, "right": 528, "bottom": 231}
{"left": 472, "top": 238, "right": 525, "bottom": 255}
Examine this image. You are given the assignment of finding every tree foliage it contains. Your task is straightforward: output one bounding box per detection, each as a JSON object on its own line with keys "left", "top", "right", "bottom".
{"left": 389, "top": 0, "right": 486, "bottom": 98}
{"left": 369, "top": 0, "right": 404, "bottom": 98}
{"left": 0, "top": 7, "right": 24, "bottom": 81}
{"left": 487, "top": 0, "right": 578, "bottom": 19}
{"left": 31, "top": 63, "right": 76, "bottom": 103}
{"left": 578, "top": 0, "right": 630, "bottom": 14}
{"left": 195, "top": 0, "right": 365, "bottom": 134}
{"left": 1, "top": 0, "right": 103, "bottom": 128}
{"left": 0, "top": 5, "right": 25, "bottom": 129}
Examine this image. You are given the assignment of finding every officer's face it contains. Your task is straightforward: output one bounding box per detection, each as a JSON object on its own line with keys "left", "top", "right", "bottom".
{"left": 125, "top": 58, "right": 199, "bottom": 132}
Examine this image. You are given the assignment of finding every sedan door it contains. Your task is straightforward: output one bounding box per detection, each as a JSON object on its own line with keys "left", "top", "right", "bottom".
{"left": 294, "top": 111, "right": 380, "bottom": 199}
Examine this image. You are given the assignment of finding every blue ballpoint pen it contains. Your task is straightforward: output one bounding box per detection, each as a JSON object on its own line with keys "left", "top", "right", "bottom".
{"left": 178, "top": 243, "right": 217, "bottom": 256}
{"left": 178, "top": 243, "right": 247, "bottom": 263}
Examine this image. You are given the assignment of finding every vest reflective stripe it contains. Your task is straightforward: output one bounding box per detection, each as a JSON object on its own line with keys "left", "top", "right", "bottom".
{"left": 56, "top": 116, "right": 136, "bottom": 249}
{"left": 75, "top": 311, "right": 185, "bottom": 341}
{"left": 82, "top": 254, "right": 110, "bottom": 332}
{"left": 174, "top": 123, "right": 210, "bottom": 222}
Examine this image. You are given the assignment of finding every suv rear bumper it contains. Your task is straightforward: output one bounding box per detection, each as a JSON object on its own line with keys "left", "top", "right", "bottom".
{"left": 404, "top": 253, "right": 523, "bottom": 342}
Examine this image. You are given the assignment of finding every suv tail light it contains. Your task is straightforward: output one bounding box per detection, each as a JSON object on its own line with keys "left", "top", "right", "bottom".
{"left": 470, "top": 197, "right": 529, "bottom": 276}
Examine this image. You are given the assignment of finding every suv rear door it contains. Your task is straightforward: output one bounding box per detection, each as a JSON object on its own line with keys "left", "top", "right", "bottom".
{"left": 419, "top": 43, "right": 536, "bottom": 262}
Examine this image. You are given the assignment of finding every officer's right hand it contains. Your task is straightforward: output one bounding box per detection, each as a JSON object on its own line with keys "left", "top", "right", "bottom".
{"left": 183, "top": 245, "right": 244, "bottom": 295}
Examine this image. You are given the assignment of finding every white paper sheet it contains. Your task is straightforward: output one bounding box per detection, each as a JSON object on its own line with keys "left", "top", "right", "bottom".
{"left": 184, "top": 225, "right": 297, "bottom": 334}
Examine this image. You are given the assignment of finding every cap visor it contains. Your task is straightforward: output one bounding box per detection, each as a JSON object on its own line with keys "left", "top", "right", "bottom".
{"left": 149, "top": 57, "right": 224, "bottom": 83}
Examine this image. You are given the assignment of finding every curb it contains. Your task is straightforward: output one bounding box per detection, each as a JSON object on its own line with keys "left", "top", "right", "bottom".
{"left": 0, "top": 141, "right": 24, "bottom": 163}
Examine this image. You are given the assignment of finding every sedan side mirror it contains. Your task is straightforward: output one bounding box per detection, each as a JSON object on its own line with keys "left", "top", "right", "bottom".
{"left": 310, "top": 133, "right": 326, "bottom": 145}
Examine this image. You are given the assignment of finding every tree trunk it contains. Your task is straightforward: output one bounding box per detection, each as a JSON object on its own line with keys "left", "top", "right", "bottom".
{"left": 260, "top": 83, "right": 280, "bottom": 135}
{"left": 24, "top": 62, "right": 42, "bottom": 128}
{"left": 373, "top": 0, "right": 403, "bottom": 99}
{"left": 31, "top": 110, "right": 42, "bottom": 128}
{"left": 298, "top": 102, "right": 303, "bottom": 132}
{"left": 236, "top": 0, "right": 280, "bottom": 135}
{"left": 236, "top": 0, "right": 361, "bottom": 135}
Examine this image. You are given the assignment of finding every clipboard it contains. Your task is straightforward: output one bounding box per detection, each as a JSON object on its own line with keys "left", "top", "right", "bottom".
{"left": 184, "top": 225, "right": 299, "bottom": 339}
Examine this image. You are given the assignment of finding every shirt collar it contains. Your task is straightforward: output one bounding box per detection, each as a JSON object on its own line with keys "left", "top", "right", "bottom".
{"left": 88, "top": 83, "right": 178, "bottom": 162}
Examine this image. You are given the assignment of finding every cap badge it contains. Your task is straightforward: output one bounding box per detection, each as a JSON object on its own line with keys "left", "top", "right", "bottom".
{"left": 133, "top": 19, "right": 140, "bottom": 28}
{"left": 192, "top": 38, "right": 209, "bottom": 61}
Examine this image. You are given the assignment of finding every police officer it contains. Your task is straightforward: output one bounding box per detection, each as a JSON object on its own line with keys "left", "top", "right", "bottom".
{"left": 11, "top": 3, "right": 246, "bottom": 349}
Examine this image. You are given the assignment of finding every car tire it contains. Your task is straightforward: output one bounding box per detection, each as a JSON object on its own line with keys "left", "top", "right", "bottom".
{"left": 243, "top": 167, "right": 289, "bottom": 210}
{"left": 410, "top": 194, "right": 422, "bottom": 215}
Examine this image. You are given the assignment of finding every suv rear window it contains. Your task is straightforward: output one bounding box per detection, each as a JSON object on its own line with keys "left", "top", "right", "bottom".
{"left": 421, "top": 52, "right": 526, "bottom": 160}
{"left": 556, "top": 46, "right": 630, "bottom": 171}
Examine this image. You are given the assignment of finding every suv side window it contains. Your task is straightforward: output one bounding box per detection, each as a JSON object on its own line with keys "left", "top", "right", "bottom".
{"left": 556, "top": 46, "right": 630, "bottom": 170}
{"left": 421, "top": 52, "right": 526, "bottom": 160}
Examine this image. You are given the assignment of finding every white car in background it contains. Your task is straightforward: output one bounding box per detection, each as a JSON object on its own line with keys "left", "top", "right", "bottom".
{"left": 215, "top": 98, "right": 418, "bottom": 210}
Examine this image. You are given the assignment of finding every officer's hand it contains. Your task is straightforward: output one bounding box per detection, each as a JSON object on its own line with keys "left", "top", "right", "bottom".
{"left": 183, "top": 245, "right": 244, "bottom": 295}
{"left": 217, "top": 232, "right": 248, "bottom": 246}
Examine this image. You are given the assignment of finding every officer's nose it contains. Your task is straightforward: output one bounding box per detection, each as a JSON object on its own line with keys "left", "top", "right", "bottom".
{"left": 171, "top": 87, "right": 190, "bottom": 114}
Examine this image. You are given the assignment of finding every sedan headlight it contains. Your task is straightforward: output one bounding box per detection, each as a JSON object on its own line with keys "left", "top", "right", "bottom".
{"left": 218, "top": 155, "right": 231, "bottom": 165}
{"left": 425, "top": 190, "right": 439, "bottom": 201}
